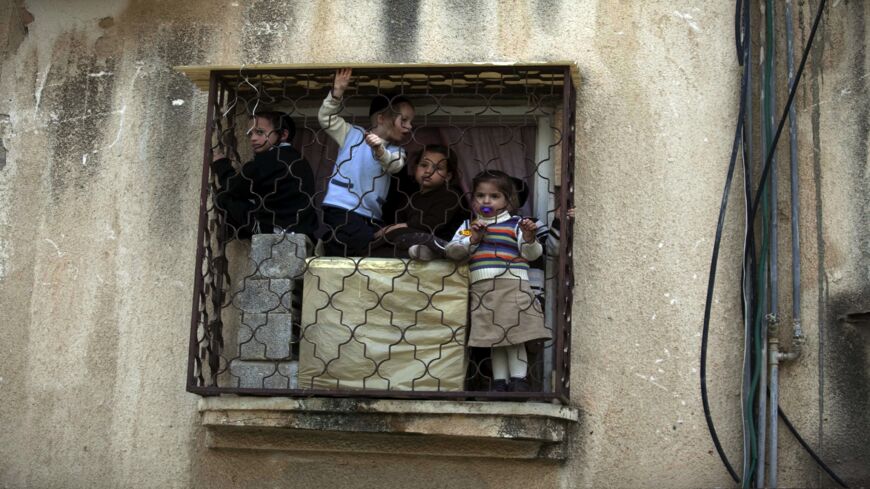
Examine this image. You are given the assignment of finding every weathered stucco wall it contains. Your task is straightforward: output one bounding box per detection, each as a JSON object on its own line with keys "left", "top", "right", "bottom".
{"left": 0, "top": 0, "right": 866, "bottom": 488}
{"left": 802, "top": 3, "right": 870, "bottom": 484}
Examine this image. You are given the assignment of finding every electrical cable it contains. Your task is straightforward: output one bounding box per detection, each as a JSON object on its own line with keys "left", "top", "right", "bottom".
{"left": 699, "top": 34, "right": 749, "bottom": 487}
{"left": 738, "top": 0, "right": 755, "bottom": 480}
{"left": 700, "top": 0, "right": 850, "bottom": 486}
{"left": 735, "top": 0, "right": 745, "bottom": 63}
{"left": 755, "top": 0, "right": 848, "bottom": 484}
{"left": 779, "top": 407, "right": 849, "bottom": 488}
{"left": 702, "top": 0, "right": 751, "bottom": 482}
{"left": 753, "top": 1, "right": 778, "bottom": 480}
{"left": 747, "top": 0, "right": 824, "bottom": 226}
{"left": 747, "top": 204, "right": 769, "bottom": 487}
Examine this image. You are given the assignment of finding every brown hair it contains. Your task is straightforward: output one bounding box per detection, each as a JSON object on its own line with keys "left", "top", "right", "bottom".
{"left": 251, "top": 110, "right": 295, "bottom": 142}
{"left": 471, "top": 169, "right": 520, "bottom": 211}
{"left": 416, "top": 144, "right": 459, "bottom": 182}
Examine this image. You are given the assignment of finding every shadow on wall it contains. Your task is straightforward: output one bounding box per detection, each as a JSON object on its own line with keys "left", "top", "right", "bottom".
{"left": 0, "top": 1, "right": 32, "bottom": 57}
{"left": 824, "top": 291, "right": 870, "bottom": 485}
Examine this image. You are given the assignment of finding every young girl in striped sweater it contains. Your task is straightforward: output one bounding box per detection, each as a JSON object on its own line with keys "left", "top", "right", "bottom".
{"left": 445, "top": 170, "right": 552, "bottom": 392}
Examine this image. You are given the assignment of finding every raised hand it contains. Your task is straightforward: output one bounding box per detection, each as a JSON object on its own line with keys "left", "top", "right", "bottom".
{"left": 332, "top": 68, "right": 352, "bottom": 99}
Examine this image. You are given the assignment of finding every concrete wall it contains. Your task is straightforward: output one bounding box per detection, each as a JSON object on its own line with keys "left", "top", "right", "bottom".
{"left": 0, "top": 0, "right": 865, "bottom": 487}
{"left": 802, "top": 2, "right": 870, "bottom": 484}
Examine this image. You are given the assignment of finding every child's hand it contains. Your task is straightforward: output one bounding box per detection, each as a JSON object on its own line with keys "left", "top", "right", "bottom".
{"left": 566, "top": 207, "right": 575, "bottom": 220}
{"left": 519, "top": 218, "right": 538, "bottom": 243}
{"left": 469, "top": 220, "right": 486, "bottom": 245}
{"left": 332, "top": 68, "right": 352, "bottom": 99}
{"left": 364, "top": 132, "right": 386, "bottom": 157}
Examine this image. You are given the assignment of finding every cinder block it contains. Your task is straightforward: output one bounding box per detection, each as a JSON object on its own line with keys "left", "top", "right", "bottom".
{"left": 279, "top": 361, "right": 299, "bottom": 389}
{"left": 230, "top": 360, "right": 298, "bottom": 389}
{"left": 250, "top": 233, "right": 311, "bottom": 280}
{"left": 238, "top": 312, "right": 295, "bottom": 360}
{"left": 233, "top": 278, "right": 293, "bottom": 314}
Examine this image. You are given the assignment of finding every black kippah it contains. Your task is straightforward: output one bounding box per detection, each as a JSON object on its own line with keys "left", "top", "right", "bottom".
{"left": 369, "top": 94, "right": 390, "bottom": 117}
{"left": 369, "top": 94, "right": 411, "bottom": 117}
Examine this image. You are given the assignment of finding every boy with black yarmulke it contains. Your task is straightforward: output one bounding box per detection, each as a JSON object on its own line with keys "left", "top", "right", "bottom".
{"left": 318, "top": 68, "right": 415, "bottom": 256}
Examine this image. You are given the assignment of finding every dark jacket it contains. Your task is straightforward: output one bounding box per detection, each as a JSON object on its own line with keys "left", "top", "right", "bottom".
{"left": 211, "top": 143, "right": 316, "bottom": 240}
{"left": 392, "top": 183, "right": 467, "bottom": 242}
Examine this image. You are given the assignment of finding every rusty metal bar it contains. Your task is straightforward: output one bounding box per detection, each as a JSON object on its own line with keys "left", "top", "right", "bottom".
{"left": 561, "top": 70, "right": 577, "bottom": 403}
{"left": 207, "top": 85, "right": 236, "bottom": 385}
{"left": 554, "top": 66, "right": 575, "bottom": 402}
{"left": 187, "top": 385, "right": 561, "bottom": 401}
{"left": 209, "top": 65, "right": 566, "bottom": 78}
{"left": 187, "top": 71, "right": 218, "bottom": 393}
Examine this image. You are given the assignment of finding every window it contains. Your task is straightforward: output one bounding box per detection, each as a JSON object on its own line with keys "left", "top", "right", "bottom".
{"left": 182, "top": 65, "right": 576, "bottom": 403}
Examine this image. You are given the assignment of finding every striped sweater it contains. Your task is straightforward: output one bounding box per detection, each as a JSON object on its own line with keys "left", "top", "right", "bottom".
{"left": 445, "top": 212, "right": 543, "bottom": 283}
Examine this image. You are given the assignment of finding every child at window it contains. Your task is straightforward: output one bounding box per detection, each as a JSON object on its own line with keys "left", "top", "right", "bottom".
{"left": 211, "top": 111, "right": 316, "bottom": 241}
{"left": 509, "top": 178, "right": 574, "bottom": 305}
{"left": 318, "top": 68, "right": 415, "bottom": 256}
{"left": 371, "top": 144, "right": 466, "bottom": 258}
{"left": 444, "top": 170, "right": 552, "bottom": 392}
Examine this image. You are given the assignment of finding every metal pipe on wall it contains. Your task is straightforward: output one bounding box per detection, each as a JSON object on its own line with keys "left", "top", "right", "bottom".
{"left": 785, "top": 0, "right": 803, "bottom": 343}
{"left": 768, "top": 1, "right": 806, "bottom": 486}
{"left": 769, "top": 321, "right": 782, "bottom": 488}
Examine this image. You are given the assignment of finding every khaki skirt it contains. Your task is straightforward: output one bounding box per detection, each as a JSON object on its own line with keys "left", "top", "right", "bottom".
{"left": 468, "top": 278, "right": 551, "bottom": 348}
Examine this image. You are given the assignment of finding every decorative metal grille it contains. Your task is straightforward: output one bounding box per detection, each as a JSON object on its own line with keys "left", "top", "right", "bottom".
{"left": 187, "top": 65, "right": 575, "bottom": 402}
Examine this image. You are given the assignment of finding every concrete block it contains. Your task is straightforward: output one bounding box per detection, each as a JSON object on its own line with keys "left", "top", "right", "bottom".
{"left": 249, "top": 233, "right": 311, "bottom": 279}
{"left": 279, "top": 361, "right": 299, "bottom": 389}
{"left": 233, "top": 278, "right": 293, "bottom": 314}
{"left": 230, "top": 360, "right": 298, "bottom": 389}
{"left": 238, "top": 312, "right": 295, "bottom": 360}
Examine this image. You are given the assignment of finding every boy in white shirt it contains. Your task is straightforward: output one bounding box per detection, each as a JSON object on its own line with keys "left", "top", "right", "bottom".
{"left": 318, "top": 68, "right": 415, "bottom": 256}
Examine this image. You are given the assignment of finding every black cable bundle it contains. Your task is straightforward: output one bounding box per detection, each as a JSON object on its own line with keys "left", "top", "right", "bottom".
{"left": 699, "top": 0, "right": 847, "bottom": 487}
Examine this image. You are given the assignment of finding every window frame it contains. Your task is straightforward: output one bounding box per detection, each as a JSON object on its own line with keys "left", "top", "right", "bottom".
{"left": 184, "top": 64, "right": 576, "bottom": 404}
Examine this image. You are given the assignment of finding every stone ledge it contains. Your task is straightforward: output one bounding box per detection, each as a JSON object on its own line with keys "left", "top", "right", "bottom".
{"left": 199, "top": 397, "right": 579, "bottom": 460}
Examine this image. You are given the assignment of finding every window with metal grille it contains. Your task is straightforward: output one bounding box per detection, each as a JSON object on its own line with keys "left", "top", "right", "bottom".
{"left": 183, "top": 65, "right": 576, "bottom": 403}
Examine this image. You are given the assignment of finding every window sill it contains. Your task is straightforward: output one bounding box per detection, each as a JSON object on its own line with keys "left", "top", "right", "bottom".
{"left": 199, "top": 397, "right": 579, "bottom": 460}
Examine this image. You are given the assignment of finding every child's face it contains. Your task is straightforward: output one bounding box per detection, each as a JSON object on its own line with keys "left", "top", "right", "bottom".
{"left": 379, "top": 102, "right": 414, "bottom": 143}
{"left": 248, "top": 116, "right": 282, "bottom": 154}
{"left": 415, "top": 151, "right": 451, "bottom": 191}
{"left": 474, "top": 181, "right": 508, "bottom": 218}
